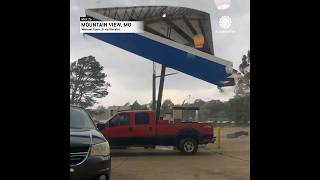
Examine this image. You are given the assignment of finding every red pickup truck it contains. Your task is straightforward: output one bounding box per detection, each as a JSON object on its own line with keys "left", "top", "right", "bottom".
{"left": 97, "top": 110, "right": 215, "bottom": 154}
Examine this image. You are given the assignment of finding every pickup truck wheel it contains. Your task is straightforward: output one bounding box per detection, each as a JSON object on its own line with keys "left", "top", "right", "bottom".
{"left": 179, "top": 138, "right": 198, "bottom": 154}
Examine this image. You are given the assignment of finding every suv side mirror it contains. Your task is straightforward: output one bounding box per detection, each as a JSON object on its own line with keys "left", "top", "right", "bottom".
{"left": 96, "top": 123, "right": 105, "bottom": 131}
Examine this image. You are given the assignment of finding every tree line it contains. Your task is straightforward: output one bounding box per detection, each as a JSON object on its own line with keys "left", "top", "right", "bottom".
{"left": 92, "top": 95, "right": 249, "bottom": 123}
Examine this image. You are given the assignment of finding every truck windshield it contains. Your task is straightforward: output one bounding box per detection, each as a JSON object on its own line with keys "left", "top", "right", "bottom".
{"left": 70, "top": 106, "right": 95, "bottom": 130}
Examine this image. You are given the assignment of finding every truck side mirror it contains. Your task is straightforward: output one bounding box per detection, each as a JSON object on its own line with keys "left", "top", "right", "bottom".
{"left": 96, "top": 123, "right": 105, "bottom": 131}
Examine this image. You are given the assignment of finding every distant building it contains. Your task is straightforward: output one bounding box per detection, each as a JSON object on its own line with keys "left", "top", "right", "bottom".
{"left": 172, "top": 106, "right": 200, "bottom": 123}
{"left": 106, "top": 105, "right": 131, "bottom": 119}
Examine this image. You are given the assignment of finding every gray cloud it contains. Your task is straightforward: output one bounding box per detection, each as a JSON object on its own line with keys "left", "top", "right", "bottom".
{"left": 70, "top": 0, "right": 250, "bottom": 107}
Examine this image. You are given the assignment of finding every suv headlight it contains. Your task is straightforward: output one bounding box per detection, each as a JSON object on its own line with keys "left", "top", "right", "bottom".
{"left": 90, "top": 142, "right": 110, "bottom": 156}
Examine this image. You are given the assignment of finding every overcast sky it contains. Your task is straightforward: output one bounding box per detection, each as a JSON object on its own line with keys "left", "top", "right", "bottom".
{"left": 70, "top": 0, "right": 250, "bottom": 107}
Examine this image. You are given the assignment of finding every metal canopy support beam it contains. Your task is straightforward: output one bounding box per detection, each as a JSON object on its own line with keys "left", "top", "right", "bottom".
{"left": 113, "top": 8, "right": 119, "bottom": 19}
{"left": 155, "top": 72, "right": 178, "bottom": 78}
{"left": 137, "top": 7, "right": 144, "bottom": 19}
{"left": 144, "top": 26, "right": 179, "bottom": 43}
{"left": 122, "top": 7, "right": 129, "bottom": 20}
{"left": 183, "top": 16, "right": 197, "bottom": 35}
{"left": 144, "top": 26, "right": 165, "bottom": 38}
{"left": 143, "top": 7, "right": 152, "bottom": 19}
{"left": 163, "top": 18, "right": 194, "bottom": 43}
{"left": 155, "top": 65, "right": 166, "bottom": 121}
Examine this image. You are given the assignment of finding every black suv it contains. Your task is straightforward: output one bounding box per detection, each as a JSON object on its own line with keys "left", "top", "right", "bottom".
{"left": 70, "top": 105, "right": 111, "bottom": 180}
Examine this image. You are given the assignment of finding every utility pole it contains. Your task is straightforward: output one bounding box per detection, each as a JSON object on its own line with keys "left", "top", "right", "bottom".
{"left": 155, "top": 65, "right": 166, "bottom": 121}
{"left": 154, "top": 25, "right": 179, "bottom": 121}
{"left": 152, "top": 63, "right": 178, "bottom": 117}
{"left": 152, "top": 62, "right": 156, "bottom": 112}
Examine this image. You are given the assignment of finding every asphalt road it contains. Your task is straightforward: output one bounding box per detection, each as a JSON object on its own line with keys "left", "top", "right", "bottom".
{"left": 109, "top": 126, "right": 250, "bottom": 180}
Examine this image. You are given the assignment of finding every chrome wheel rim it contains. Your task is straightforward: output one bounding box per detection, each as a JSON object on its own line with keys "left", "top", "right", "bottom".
{"left": 183, "top": 141, "right": 194, "bottom": 152}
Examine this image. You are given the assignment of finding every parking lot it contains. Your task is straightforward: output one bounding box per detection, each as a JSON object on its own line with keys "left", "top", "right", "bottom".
{"left": 109, "top": 126, "right": 250, "bottom": 180}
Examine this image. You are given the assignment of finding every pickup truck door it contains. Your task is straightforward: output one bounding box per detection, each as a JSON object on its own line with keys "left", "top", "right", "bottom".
{"left": 131, "top": 112, "right": 156, "bottom": 145}
{"left": 100, "top": 112, "right": 133, "bottom": 146}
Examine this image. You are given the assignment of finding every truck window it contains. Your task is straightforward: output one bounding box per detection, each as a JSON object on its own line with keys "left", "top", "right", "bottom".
{"left": 135, "top": 112, "right": 149, "bottom": 125}
{"left": 110, "top": 113, "right": 130, "bottom": 127}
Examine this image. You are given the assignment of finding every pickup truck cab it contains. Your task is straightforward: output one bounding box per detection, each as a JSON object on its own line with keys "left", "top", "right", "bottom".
{"left": 97, "top": 110, "right": 215, "bottom": 154}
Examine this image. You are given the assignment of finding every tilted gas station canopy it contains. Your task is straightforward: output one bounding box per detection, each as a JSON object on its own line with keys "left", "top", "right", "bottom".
{"left": 84, "top": 6, "right": 236, "bottom": 87}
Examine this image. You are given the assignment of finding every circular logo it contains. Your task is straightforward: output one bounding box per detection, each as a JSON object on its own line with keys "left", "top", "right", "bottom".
{"left": 219, "top": 16, "right": 232, "bottom": 29}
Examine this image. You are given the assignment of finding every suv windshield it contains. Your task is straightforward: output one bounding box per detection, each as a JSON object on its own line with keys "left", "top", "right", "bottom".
{"left": 70, "top": 106, "right": 95, "bottom": 130}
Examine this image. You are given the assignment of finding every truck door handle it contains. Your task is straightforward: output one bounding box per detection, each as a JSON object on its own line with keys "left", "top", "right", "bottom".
{"left": 128, "top": 127, "right": 132, "bottom": 131}
{"left": 149, "top": 127, "right": 152, "bottom": 131}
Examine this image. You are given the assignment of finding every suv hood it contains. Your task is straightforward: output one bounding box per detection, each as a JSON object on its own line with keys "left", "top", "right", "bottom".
{"left": 70, "top": 129, "right": 106, "bottom": 148}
